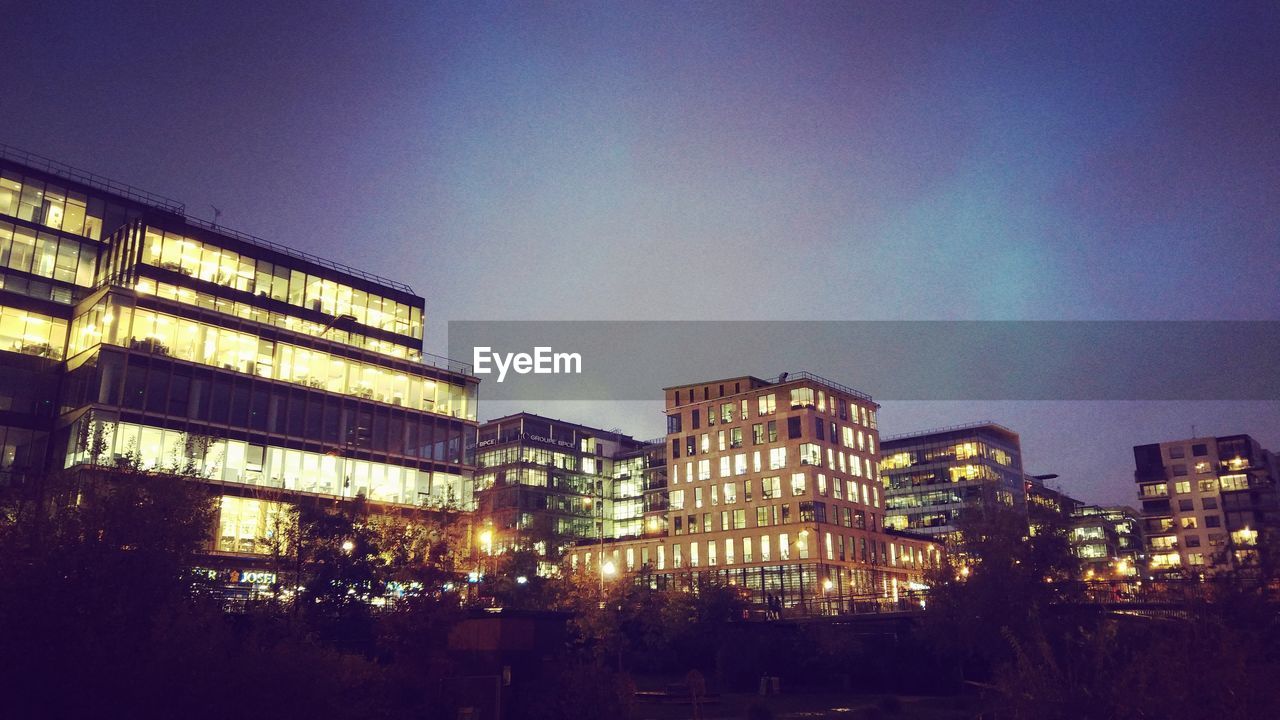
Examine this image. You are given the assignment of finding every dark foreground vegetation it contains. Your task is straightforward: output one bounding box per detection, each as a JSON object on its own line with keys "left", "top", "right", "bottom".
{"left": 1, "top": 470, "right": 1277, "bottom": 719}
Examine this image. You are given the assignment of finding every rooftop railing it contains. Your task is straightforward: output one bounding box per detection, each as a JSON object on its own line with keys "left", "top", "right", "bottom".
{"left": 1, "top": 143, "right": 186, "bottom": 214}
{"left": 421, "top": 349, "right": 474, "bottom": 376}
{"left": 181, "top": 215, "right": 415, "bottom": 294}
{"left": 1, "top": 142, "right": 415, "bottom": 294}
{"left": 767, "top": 370, "right": 874, "bottom": 403}
{"left": 880, "top": 420, "right": 1016, "bottom": 443}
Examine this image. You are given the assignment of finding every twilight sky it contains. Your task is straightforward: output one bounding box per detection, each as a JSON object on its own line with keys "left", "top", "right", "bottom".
{"left": 5, "top": 1, "right": 1278, "bottom": 505}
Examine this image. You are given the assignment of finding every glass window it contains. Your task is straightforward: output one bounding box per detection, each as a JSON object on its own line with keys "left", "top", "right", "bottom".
{"left": 41, "top": 185, "right": 67, "bottom": 229}
{"left": 17, "top": 178, "right": 43, "bottom": 222}
{"left": 62, "top": 191, "right": 87, "bottom": 236}
{"left": 33, "top": 233, "right": 58, "bottom": 277}
{"left": 0, "top": 304, "right": 68, "bottom": 359}
{"left": 8, "top": 226, "right": 35, "bottom": 273}
{"left": 0, "top": 173, "right": 21, "bottom": 216}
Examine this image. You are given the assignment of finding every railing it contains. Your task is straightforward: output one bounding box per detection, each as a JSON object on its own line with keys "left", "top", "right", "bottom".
{"left": 881, "top": 420, "right": 1015, "bottom": 443}
{"left": 768, "top": 370, "right": 874, "bottom": 403}
{"left": 1, "top": 141, "right": 416, "bottom": 295}
{"left": 0, "top": 142, "right": 186, "bottom": 214}
{"left": 181, "top": 215, "right": 415, "bottom": 294}
{"left": 762, "top": 593, "right": 928, "bottom": 619}
{"left": 420, "top": 349, "right": 474, "bottom": 376}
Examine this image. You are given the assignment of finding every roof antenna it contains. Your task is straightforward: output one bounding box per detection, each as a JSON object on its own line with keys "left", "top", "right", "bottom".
{"left": 211, "top": 204, "right": 222, "bottom": 228}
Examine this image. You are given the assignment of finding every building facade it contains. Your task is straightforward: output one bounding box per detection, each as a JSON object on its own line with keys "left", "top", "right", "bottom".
{"left": 474, "top": 413, "right": 644, "bottom": 575}
{"left": 1069, "top": 504, "right": 1144, "bottom": 581}
{"left": 880, "top": 422, "right": 1026, "bottom": 539}
{"left": 1025, "top": 474, "right": 1083, "bottom": 537}
{"left": 569, "top": 373, "right": 941, "bottom": 613}
{"left": 1133, "top": 435, "right": 1279, "bottom": 578}
{"left": 610, "top": 437, "right": 669, "bottom": 540}
{"left": 0, "top": 145, "right": 479, "bottom": 588}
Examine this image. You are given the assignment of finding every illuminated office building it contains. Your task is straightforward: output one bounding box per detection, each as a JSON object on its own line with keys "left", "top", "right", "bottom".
{"left": 880, "top": 422, "right": 1026, "bottom": 539}
{"left": 474, "top": 413, "right": 645, "bottom": 575}
{"left": 1070, "top": 505, "right": 1144, "bottom": 580}
{"left": 613, "top": 437, "right": 669, "bottom": 540}
{"left": 0, "top": 145, "right": 479, "bottom": 584}
{"left": 1133, "top": 435, "right": 1279, "bottom": 578}
{"left": 569, "top": 373, "right": 940, "bottom": 613}
{"left": 1024, "top": 474, "right": 1082, "bottom": 535}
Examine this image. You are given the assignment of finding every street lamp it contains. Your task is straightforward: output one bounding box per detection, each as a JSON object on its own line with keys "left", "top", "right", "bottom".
{"left": 599, "top": 559, "right": 617, "bottom": 606}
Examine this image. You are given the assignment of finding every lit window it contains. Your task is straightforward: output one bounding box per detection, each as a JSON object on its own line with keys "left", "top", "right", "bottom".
{"left": 769, "top": 447, "right": 787, "bottom": 470}
{"left": 757, "top": 394, "right": 776, "bottom": 416}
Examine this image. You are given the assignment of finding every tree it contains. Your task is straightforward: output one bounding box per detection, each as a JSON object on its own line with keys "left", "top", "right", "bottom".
{"left": 559, "top": 569, "right": 745, "bottom": 675}
{"left": 472, "top": 546, "right": 573, "bottom": 611}
{"left": 920, "top": 500, "right": 1077, "bottom": 678}
{"left": 288, "top": 497, "right": 394, "bottom": 651}
{"left": 0, "top": 465, "right": 220, "bottom": 716}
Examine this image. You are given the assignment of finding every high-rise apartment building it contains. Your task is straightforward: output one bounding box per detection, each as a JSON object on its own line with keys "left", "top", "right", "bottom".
{"left": 1133, "top": 435, "right": 1279, "bottom": 578}
{"left": 880, "top": 422, "right": 1026, "bottom": 538}
{"left": 474, "top": 413, "right": 644, "bottom": 575}
{"left": 0, "top": 145, "right": 479, "bottom": 586}
{"left": 569, "top": 372, "right": 941, "bottom": 613}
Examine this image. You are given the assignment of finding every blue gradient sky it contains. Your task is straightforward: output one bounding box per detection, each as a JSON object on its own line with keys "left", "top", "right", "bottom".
{"left": 5, "top": 2, "right": 1277, "bottom": 505}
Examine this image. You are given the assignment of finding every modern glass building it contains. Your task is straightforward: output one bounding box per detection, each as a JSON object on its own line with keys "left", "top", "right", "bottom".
{"left": 1070, "top": 504, "right": 1144, "bottom": 580}
{"left": 0, "top": 145, "right": 479, "bottom": 583}
{"left": 569, "top": 372, "right": 941, "bottom": 614}
{"left": 880, "top": 422, "right": 1026, "bottom": 539}
{"left": 474, "top": 413, "right": 644, "bottom": 575}
{"left": 612, "top": 437, "right": 669, "bottom": 540}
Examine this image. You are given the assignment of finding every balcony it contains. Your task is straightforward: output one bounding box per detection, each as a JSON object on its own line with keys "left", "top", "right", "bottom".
{"left": 1141, "top": 500, "right": 1171, "bottom": 514}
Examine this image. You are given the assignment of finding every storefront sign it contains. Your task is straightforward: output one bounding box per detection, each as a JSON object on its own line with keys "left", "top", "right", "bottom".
{"left": 228, "top": 570, "right": 277, "bottom": 585}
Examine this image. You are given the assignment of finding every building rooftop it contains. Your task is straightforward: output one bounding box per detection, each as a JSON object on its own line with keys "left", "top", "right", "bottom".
{"left": 480, "top": 411, "right": 640, "bottom": 443}
{"left": 880, "top": 421, "right": 1019, "bottom": 445}
{"left": 664, "top": 370, "right": 875, "bottom": 404}
{"left": 1, "top": 142, "right": 415, "bottom": 294}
